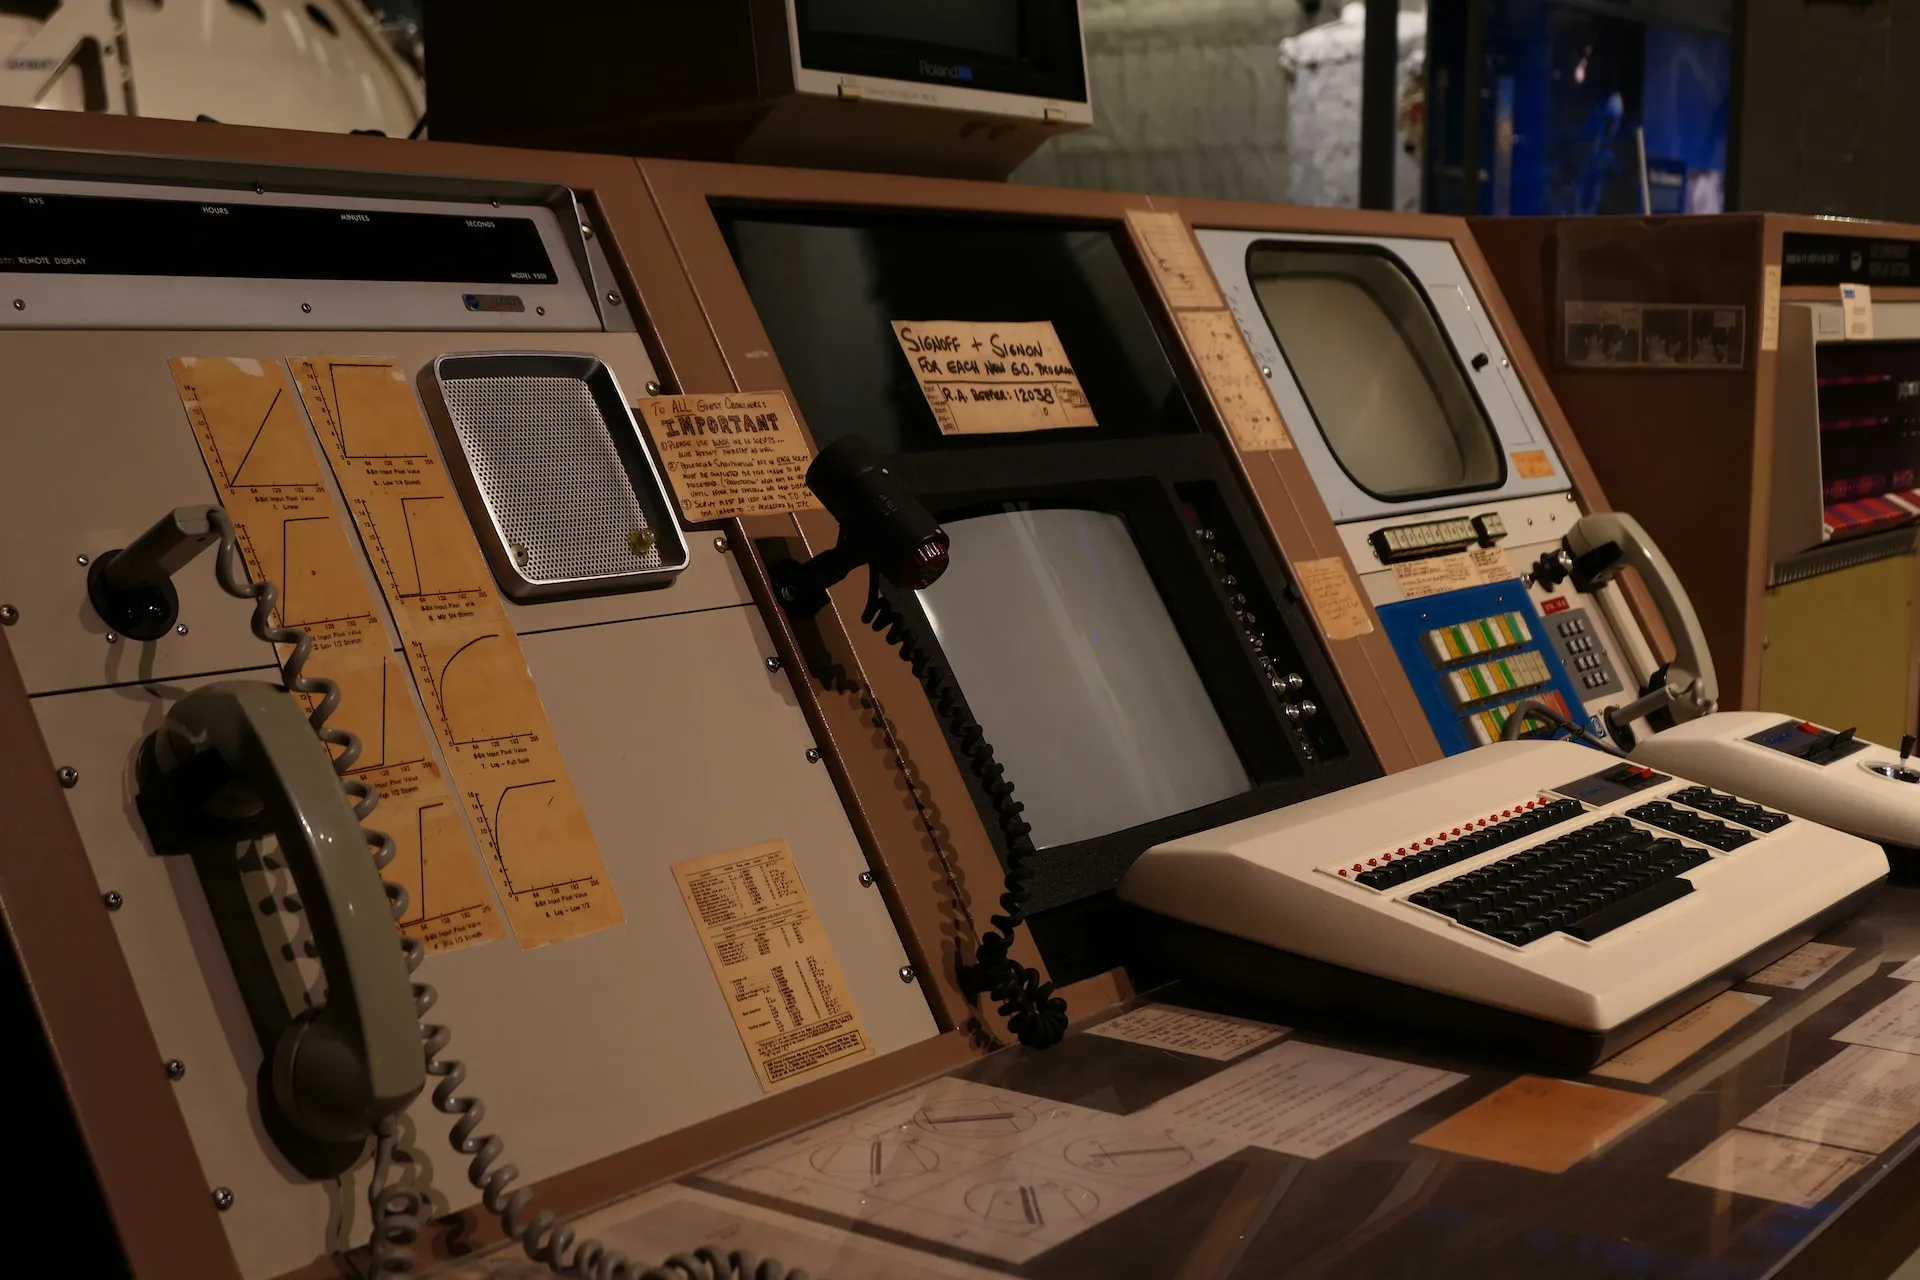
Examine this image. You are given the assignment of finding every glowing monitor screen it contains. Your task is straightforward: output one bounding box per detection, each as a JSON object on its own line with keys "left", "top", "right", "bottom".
{"left": 916, "top": 506, "right": 1252, "bottom": 850}
{"left": 1249, "top": 244, "right": 1503, "bottom": 500}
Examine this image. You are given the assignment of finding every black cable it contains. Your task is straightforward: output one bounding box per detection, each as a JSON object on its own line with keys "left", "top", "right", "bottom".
{"left": 1499, "top": 699, "right": 1628, "bottom": 757}
{"left": 859, "top": 569, "right": 1069, "bottom": 1050}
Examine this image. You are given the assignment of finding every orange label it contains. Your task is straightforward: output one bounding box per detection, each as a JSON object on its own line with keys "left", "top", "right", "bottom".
{"left": 1414, "top": 1075, "right": 1663, "bottom": 1173}
{"left": 1512, "top": 450, "right": 1556, "bottom": 480}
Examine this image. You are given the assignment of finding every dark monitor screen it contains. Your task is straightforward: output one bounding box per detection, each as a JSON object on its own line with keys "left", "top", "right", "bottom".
{"left": 795, "top": 0, "right": 1087, "bottom": 102}
{"left": 918, "top": 505, "right": 1253, "bottom": 849}
{"left": 1247, "top": 242, "right": 1505, "bottom": 501}
{"left": 718, "top": 208, "right": 1200, "bottom": 456}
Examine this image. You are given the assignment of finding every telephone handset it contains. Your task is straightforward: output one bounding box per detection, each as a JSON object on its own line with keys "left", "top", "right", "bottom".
{"left": 137, "top": 680, "right": 422, "bottom": 1175}
{"left": 94, "top": 505, "right": 809, "bottom": 1279}
{"left": 1536, "top": 511, "right": 1719, "bottom": 745}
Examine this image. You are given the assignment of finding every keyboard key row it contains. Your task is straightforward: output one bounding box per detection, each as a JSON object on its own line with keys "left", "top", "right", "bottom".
{"left": 1626, "top": 800, "right": 1757, "bottom": 851}
{"left": 1667, "top": 785, "right": 1790, "bottom": 832}
{"left": 1349, "top": 796, "right": 1585, "bottom": 890}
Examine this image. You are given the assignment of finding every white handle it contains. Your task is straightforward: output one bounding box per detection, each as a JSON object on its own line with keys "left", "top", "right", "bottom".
{"left": 1566, "top": 512, "right": 1719, "bottom": 718}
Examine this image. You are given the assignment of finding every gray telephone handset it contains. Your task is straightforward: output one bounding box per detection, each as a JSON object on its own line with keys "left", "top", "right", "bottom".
{"left": 1558, "top": 512, "right": 1719, "bottom": 739}
{"left": 137, "top": 680, "right": 423, "bottom": 1174}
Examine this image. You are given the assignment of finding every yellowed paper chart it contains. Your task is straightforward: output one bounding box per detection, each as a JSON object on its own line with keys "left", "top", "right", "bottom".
{"left": 169, "top": 356, "right": 503, "bottom": 953}
{"left": 290, "top": 355, "right": 623, "bottom": 947}
{"left": 1174, "top": 309, "right": 1293, "bottom": 453}
{"left": 672, "top": 839, "right": 874, "bottom": 1092}
{"left": 1125, "top": 209, "right": 1225, "bottom": 311}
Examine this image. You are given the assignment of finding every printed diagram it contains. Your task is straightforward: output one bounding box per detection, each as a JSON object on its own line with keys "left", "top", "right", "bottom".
{"left": 809, "top": 1136, "right": 941, "bottom": 1187}
{"left": 184, "top": 376, "right": 325, "bottom": 493}
{"left": 703, "top": 1076, "right": 1234, "bottom": 1265}
{"left": 963, "top": 1179, "right": 1099, "bottom": 1234}
{"left": 235, "top": 512, "right": 381, "bottom": 634}
{"left": 411, "top": 634, "right": 543, "bottom": 747}
{"left": 315, "top": 360, "right": 435, "bottom": 461}
{"left": 358, "top": 494, "right": 492, "bottom": 608}
{"left": 1063, "top": 1132, "right": 1199, "bottom": 1177}
{"left": 392, "top": 798, "right": 499, "bottom": 935}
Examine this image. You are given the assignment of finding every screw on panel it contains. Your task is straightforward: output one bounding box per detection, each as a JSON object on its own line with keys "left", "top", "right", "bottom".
{"left": 105, "top": 632, "right": 118, "bottom": 644}
{"left": 175, "top": 623, "right": 189, "bottom": 635}
{"left": 165, "top": 1059, "right": 186, "bottom": 1081}
{"left": 713, "top": 534, "right": 730, "bottom": 553}
{"left": 300, "top": 303, "right": 313, "bottom": 314}
{"left": 1260, "top": 365, "right": 1271, "bottom": 377}
{"left": 56, "top": 766, "right": 78, "bottom": 788}
{"left": 606, "top": 291, "right": 622, "bottom": 307}
{"left": 765, "top": 656, "right": 782, "bottom": 672}
{"left": 580, "top": 223, "right": 594, "bottom": 239}
{"left": 0, "top": 604, "right": 16, "bottom": 625}
{"left": 102, "top": 890, "right": 123, "bottom": 911}
{"left": 10, "top": 299, "right": 21, "bottom": 311}
{"left": 212, "top": 1188, "right": 234, "bottom": 1211}
{"left": 535, "top": 306, "right": 546, "bottom": 317}
{"left": 858, "top": 871, "right": 876, "bottom": 888}
{"left": 805, "top": 747, "right": 823, "bottom": 763}
{"left": 645, "top": 381, "right": 662, "bottom": 395}
{"left": 75, "top": 554, "right": 89, "bottom": 566}
{"left": 898, "top": 966, "right": 916, "bottom": 984}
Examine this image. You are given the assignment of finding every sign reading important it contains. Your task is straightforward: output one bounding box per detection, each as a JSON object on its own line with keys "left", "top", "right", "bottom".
{"left": 636, "top": 391, "right": 821, "bottom": 523}
{"left": 891, "top": 320, "right": 1098, "bottom": 435}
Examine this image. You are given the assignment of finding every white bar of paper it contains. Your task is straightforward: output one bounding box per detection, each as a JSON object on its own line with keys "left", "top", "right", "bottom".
{"left": 1890, "top": 956, "right": 1920, "bottom": 982}
{"left": 1747, "top": 942, "right": 1852, "bottom": 991}
{"left": 1739, "top": 1044, "right": 1920, "bottom": 1154}
{"left": 1833, "top": 983, "right": 1920, "bottom": 1057}
{"left": 1085, "top": 1004, "right": 1287, "bottom": 1061}
{"left": 1670, "top": 1129, "right": 1871, "bottom": 1209}
{"left": 1145, "top": 1040, "right": 1465, "bottom": 1158}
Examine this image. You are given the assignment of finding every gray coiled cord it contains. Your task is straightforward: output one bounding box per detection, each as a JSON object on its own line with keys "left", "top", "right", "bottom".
{"left": 202, "top": 510, "right": 809, "bottom": 1280}
{"left": 1498, "top": 698, "right": 1628, "bottom": 757}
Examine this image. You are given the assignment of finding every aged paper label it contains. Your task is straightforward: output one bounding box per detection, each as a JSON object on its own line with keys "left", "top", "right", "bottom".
{"left": 1468, "top": 544, "right": 1516, "bottom": 584}
{"left": 1414, "top": 1076, "right": 1663, "bottom": 1173}
{"left": 1748, "top": 941, "right": 1852, "bottom": 990}
{"left": 1125, "top": 209, "right": 1224, "bottom": 310}
{"left": 1392, "top": 550, "right": 1479, "bottom": 599}
{"left": 1761, "top": 265, "right": 1783, "bottom": 351}
{"left": 170, "top": 357, "right": 503, "bottom": 954}
{"left": 1511, "top": 449, "right": 1555, "bottom": 479}
{"left": 635, "top": 391, "right": 820, "bottom": 523}
{"left": 1176, "top": 309, "right": 1293, "bottom": 452}
{"left": 1842, "top": 282, "right": 1874, "bottom": 340}
{"left": 1892, "top": 956, "right": 1920, "bottom": 981}
{"left": 291, "top": 356, "right": 623, "bottom": 947}
{"left": 1670, "top": 1129, "right": 1870, "bottom": 1209}
{"left": 672, "top": 840, "right": 873, "bottom": 1092}
{"left": 891, "top": 320, "right": 1097, "bottom": 435}
{"left": 1832, "top": 982, "right": 1920, "bottom": 1057}
{"left": 1086, "top": 1004, "right": 1286, "bottom": 1061}
{"left": 1593, "top": 991, "right": 1769, "bottom": 1084}
{"left": 1147, "top": 1040, "right": 1464, "bottom": 1158}
{"left": 1295, "top": 556, "right": 1375, "bottom": 640}
{"left": 1740, "top": 1044, "right": 1920, "bottom": 1154}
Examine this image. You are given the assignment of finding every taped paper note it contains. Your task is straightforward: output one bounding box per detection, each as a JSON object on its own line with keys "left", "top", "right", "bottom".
{"left": 1511, "top": 450, "right": 1556, "bottom": 479}
{"left": 707, "top": 1074, "right": 1234, "bottom": 1263}
{"left": 1670, "top": 1129, "right": 1870, "bottom": 1209}
{"left": 291, "top": 356, "right": 622, "bottom": 947}
{"left": 1392, "top": 551, "right": 1479, "bottom": 600}
{"left": 1892, "top": 956, "right": 1920, "bottom": 981}
{"left": 1176, "top": 309, "right": 1293, "bottom": 452}
{"left": 1295, "top": 557, "right": 1375, "bottom": 641}
{"left": 1842, "top": 283, "right": 1874, "bottom": 340}
{"left": 892, "top": 320, "right": 1097, "bottom": 435}
{"left": 1832, "top": 983, "right": 1920, "bottom": 1057}
{"left": 1146, "top": 1040, "right": 1464, "bottom": 1158}
{"left": 1414, "top": 1076, "right": 1662, "bottom": 1172}
{"left": 1086, "top": 1004, "right": 1286, "bottom": 1062}
{"left": 1125, "top": 209, "right": 1223, "bottom": 311}
{"left": 1749, "top": 942, "right": 1852, "bottom": 990}
{"left": 634, "top": 391, "right": 820, "bottom": 523}
{"left": 1468, "top": 545, "right": 1516, "bottom": 584}
{"left": 1740, "top": 1044, "right": 1920, "bottom": 1154}
{"left": 1762, "top": 265, "right": 1783, "bottom": 351}
{"left": 673, "top": 840, "right": 873, "bottom": 1092}
{"left": 170, "top": 357, "right": 503, "bottom": 953}
{"left": 1593, "top": 991, "right": 1770, "bottom": 1085}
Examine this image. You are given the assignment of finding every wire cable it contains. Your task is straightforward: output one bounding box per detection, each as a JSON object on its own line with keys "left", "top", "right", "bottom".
{"left": 1498, "top": 698, "right": 1627, "bottom": 757}
{"left": 859, "top": 569, "right": 1069, "bottom": 1050}
{"left": 199, "top": 509, "right": 810, "bottom": 1279}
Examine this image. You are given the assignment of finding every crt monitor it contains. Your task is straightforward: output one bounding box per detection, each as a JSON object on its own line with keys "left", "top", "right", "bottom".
{"left": 723, "top": 207, "right": 1379, "bottom": 974}
{"left": 795, "top": 0, "right": 1088, "bottom": 107}
{"left": 1814, "top": 338, "right": 1920, "bottom": 540}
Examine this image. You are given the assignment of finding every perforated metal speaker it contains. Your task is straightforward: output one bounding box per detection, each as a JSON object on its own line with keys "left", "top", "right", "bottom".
{"left": 423, "top": 352, "right": 689, "bottom": 601}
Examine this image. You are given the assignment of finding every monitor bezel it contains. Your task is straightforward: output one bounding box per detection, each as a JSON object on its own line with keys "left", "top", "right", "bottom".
{"left": 788, "top": 0, "right": 1091, "bottom": 106}
{"left": 864, "top": 432, "right": 1381, "bottom": 917}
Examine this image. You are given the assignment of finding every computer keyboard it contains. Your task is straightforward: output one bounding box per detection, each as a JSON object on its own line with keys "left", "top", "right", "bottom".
{"left": 1118, "top": 740, "right": 1887, "bottom": 1069}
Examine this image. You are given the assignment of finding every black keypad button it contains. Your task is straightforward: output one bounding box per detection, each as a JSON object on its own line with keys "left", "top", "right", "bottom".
{"left": 1667, "top": 786, "right": 1790, "bottom": 833}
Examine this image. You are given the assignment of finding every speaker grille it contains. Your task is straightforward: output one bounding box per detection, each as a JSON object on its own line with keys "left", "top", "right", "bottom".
{"left": 440, "top": 374, "right": 663, "bottom": 584}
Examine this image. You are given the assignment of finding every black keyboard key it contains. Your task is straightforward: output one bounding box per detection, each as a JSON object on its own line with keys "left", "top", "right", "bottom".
{"left": 1562, "top": 877, "right": 1696, "bottom": 941}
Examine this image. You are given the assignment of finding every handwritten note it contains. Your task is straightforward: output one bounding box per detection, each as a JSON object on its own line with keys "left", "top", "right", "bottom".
{"left": 1740, "top": 1044, "right": 1920, "bottom": 1154}
{"left": 636, "top": 391, "right": 821, "bottom": 523}
{"left": 1086, "top": 1004, "right": 1286, "bottom": 1062}
{"left": 1748, "top": 942, "right": 1852, "bottom": 991}
{"left": 1295, "top": 557, "right": 1376, "bottom": 640}
{"left": 1593, "top": 991, "right": 1770, "bottom": 1084}
{"left": 1832, "top": 982, "right": 1920, "bottom": 1057}
{"left": 1414, "top": 1076, "right": 1663, "bottom": 1173}
{"left": 1146, "top": 1040, "right": 1463, "bottom": 1158}
{"left": 673, "top": 839, "right": 873, "bottom": 1092}
{"left": 1670, "top": 1129, "right": 1870, "bottom": 1209}
{"left": 892, "top": 320, "right": 1097, "bottom": 435}
{"left": 1176, "top": 309, "right": 1293, "bottom": 453}
{"left": 1392, "top": 550, "right": 1480, "bottom": 600}
{"left": 1125, "top": 209, "right": 1223, "bottom": 310}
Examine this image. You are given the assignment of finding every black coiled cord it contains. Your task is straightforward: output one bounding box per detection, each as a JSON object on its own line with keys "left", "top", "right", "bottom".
{"left": 860, "top": 569, "right": 1069, "bottom": 1050}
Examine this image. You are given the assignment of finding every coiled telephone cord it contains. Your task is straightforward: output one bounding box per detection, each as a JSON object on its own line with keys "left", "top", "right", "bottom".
{"left": 202, "top": 510, "right": 810, "bottom": 1280}
{"left": 860, "top": 569, "right": 1069, "bottom": 1050}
